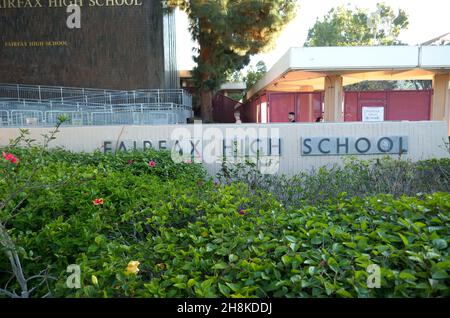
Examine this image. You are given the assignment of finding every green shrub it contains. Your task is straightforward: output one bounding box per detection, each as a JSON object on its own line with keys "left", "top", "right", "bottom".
{"left": 218, "top": 157, "right": 450, "bottom": 208}
{"left": 1, "top": 148, "right": 449, "bottom": 298}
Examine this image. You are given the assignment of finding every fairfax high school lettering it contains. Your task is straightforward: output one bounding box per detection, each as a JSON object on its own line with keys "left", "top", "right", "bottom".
{"left": 0, "top": 0, "right": 43, "bottom": 8}
{"left": 103, "top": 138, "right": 283, "bottom": 158}
{"left": 0, "top": 0, "right": 143, "bottom": 8}
{"left": 302, "top": 136, "right": 408, "bottom": 156}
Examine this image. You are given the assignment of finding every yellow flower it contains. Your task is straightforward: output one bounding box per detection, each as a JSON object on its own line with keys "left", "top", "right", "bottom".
{"left": 201, "top": 231, "right": 209, "bottom": 238}
{"left": 91, "top": 275, "right": 98, "bottom": 285}
{"left": 156, "top": 263, "right": 166, "bottom": 270}
{"left": 126, "top": 261, "right": 140, "bottom": 275}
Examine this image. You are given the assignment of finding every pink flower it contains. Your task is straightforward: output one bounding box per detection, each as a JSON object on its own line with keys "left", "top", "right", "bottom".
{"left": 184, "top": 159, "right": 192, "bottom": 164}
{"left": 93, "top": 198, "right": 104, "bottom": 206}
{"left": 2, "top": 152, "right": 18, "bottom": 164}
{"left": 128, "top": 159, "right": 134, "bottom": 165}
{"left": 148, "top": 161, "right": 156, "bottom": 168}
{"left": 239, "top": 210, "right": 247, "bottom": 215}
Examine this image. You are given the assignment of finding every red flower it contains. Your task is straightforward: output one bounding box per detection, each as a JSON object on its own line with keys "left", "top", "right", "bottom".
{"left": 148, "top": 161, "right": 156, "bottom": 168}
{"left": 93, "top": 198, "right": 104, "bottom": 206}
{"left": 239, "top": 210, "right": 247, "bottom": 215}
{"left": 2, "top": 152, "right": 18, "bottom": 164}
{"left": 128, "top": 159, "right": 134, "bottom": 165}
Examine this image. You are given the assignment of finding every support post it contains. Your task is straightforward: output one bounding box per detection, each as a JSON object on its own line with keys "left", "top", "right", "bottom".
{"left": 431, "top": 73, "right": 450, "bottom": 121}
{"left": 324, "top": 75, "right": 344, "bottom": 122}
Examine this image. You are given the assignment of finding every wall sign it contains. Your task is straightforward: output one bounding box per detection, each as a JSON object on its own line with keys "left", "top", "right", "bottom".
{"left": 302, "top": 136, "right": 408, "bottom": 156}
{"left": 103, "top": 138, "right": 282, "bottom": 158}
{"left": 104, "top": 136, "right": 408, "bottom": 157}
{"left": 362, "top": 107, "right": 385, "bottom": 122}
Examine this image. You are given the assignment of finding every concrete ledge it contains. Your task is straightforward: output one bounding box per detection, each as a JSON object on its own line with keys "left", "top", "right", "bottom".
{"left": 1, "top": 121, "right": 448, "bottom": 176}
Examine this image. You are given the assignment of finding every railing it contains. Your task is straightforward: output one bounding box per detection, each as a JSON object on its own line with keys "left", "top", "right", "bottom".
{"left": 0, "top": 102, "right": 191, "bottom": 126}
{"left": 0, "top": 84, "right": 193, "bottom": 127}
{"left": 0, "top": 84, "right": 192, "bottom": 108}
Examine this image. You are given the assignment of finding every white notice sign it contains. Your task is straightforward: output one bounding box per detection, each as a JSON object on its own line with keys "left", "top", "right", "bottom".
{"left": 362, "top": 107, "right": 384, "bottom": 122}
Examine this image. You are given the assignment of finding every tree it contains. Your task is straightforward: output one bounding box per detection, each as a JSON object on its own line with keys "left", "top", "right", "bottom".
{"left": 244, "top": 60, "right": 267, "bottom": 94}
{"left": 222, "top": 60, "right": 267, "bottom": 101}
{"left": 165, "top": 0, "right": 297, "bottom": 122}
{"left": 305, "top": 3, "right": 409, "bottom": 47}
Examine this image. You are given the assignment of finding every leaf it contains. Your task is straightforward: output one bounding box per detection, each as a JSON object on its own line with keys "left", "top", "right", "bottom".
{"left": 218, "top": 283, "right": 230, "bottom": 296}
{"left": 327, "top": 257, "right": 339, "bottom": 273}
{"left": 398, "top": 233, "right": 409, "bottom": 247}
{"left": 281, "top": 255, "right": 291, "bottom": 265}
{"left": 187, "top": 279, "right": 196, "bottom": 288}
{"left": 361, "top": 221, "right": 367, "bottom": 231}
{"left": 324, "top": 282, "right": 334, "bottom": 295}
{"left": 225, "top": 282, "right": 241, "bottom": 292}
{"left": 332, "top": 243, "right": 342, "bottom": 253}
{"left": 213, "top": 262, "right": 228, "bottom": 270}
{"left": 285, "top": 235, "right": 297, "bottom": 243}
{"left": 174, "top": 283, "right": 187, "bottom": 289}
{"left": 399, "top": 271, "right": 416, "bottom": 281}
{"left": 343, "top": 242, "right": 357, "bottom": 249}
{"left": 434, "top": 261, "right": 450, "bottom": 270}
{"left": 290, "top": 275, "right": 302, "bottom": 284}
{"left": 427, "top": 226, "right": 445, "bottom": 232}
{"left": 311, "top": 237, "right": 322, "bottom": 245}
{"left": 432, "top": 239, "right": 448, "bottom": 250}
{"left": 336, "top": 288, "right": 353, "bottom": 298}
{"left": 431, "top": 270, "right": 449, "bottom": 280}
{"left": 94, "top": 235, "right": 105, "bottom": 245}
{"left": 228, "top": 254, "right": 239, "bottom": 262}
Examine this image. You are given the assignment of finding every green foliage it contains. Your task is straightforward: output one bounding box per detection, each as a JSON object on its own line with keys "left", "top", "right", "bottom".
{"left": 244, "top": 61, "right": 267, "bottom": 93}
{"left": 219, "top": 156, "right": 450, "bottom": 208}
{"left": 1, "top": 149, "right": 449, "bottom": 298}
{"left": 304, "top": 3, "right": 410, "bottom": 91}
{"left": 227, "top": 60, "right": 267, "bottom": 97}
{"left": 305, "top": 3, "right": 409, "bottom": 47}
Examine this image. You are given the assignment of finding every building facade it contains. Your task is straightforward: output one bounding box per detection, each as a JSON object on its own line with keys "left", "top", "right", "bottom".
{"left": 0, "top": 0, "right": 178, "bottom": 89}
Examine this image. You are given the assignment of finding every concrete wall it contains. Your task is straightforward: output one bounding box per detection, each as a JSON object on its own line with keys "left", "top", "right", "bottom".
{"left": 0, "top": 121, "right": 448, "bottom": 176}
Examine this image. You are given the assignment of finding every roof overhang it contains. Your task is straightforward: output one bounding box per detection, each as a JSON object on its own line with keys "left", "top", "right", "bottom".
{"left": 247, "top": 46, "right": 450, "bottom": 98}
{"left": 219, "top": 82, "right": 246, "bottom": 91}
{"left": 179, "top": 70, "right": 193, "bottom": 79}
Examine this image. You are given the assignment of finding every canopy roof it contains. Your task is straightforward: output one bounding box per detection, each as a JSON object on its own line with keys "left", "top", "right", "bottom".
{"left": 247, "top": 46, "right": 450, "bottom": 97}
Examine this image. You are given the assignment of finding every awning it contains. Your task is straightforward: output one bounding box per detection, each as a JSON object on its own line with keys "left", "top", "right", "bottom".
{"left": 247, "top": 46, "right": 450, "bottom": 96}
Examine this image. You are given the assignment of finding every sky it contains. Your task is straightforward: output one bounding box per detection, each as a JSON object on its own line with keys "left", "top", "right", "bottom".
{"left": 175, "top": 0, "right": 450, "bottom": 71}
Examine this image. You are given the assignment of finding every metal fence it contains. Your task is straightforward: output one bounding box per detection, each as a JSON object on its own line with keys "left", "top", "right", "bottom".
{"left": 0, "top": 84, "right": 193, "bottom": 127}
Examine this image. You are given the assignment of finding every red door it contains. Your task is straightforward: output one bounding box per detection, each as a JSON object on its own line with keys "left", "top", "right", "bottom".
{"left": 268, "top": 93, "right": 296, "bottom": 122}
